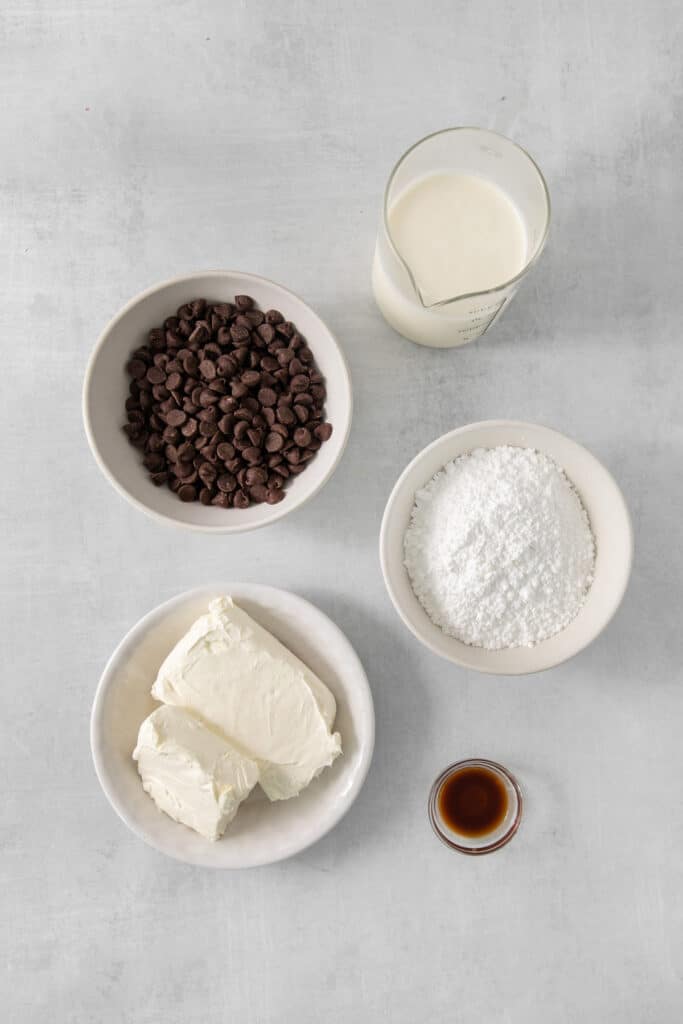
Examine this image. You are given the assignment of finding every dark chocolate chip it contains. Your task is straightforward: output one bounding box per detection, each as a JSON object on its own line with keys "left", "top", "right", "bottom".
{"left": 265, "top": 432, "right": 284, "bottom": 453}
{"left": 189, "top": 322, "right": 210, "bottom": 345}
{"left": 217, "top": 473, "right": 237, "bottom": 493}
{"left": 217, "top": 442, "right": 235, "bottom": 461}
{"left": 245, "top": 466, "right": 268, "bottom": 486}
{"left": 146, "top": 366, "right": 166, "bottom": 385}
{"left": 257, "top": 323, "right": 275, "bottom": 344}
{"left": 293, "top": 427, "right": 312, "bottom": 447}
{"left": 242, "top": 447, "right": 262, "bottom": 465}
{"left": 258, "top": 387, "right": 277, "bottom": 407}
{"left": 143, "top": 453, "right": 165, "bottom": 472}
{"left": 128, "top": 359, "right": 147, "bottom": 379}
{"left": 276, "top": 405, "right": 296, "bottom": 425}
{"left": 315, "top": 422, "right": 333, "bottom": 441}
{"left": 198, "top": 462, "right": 217, "bottom": 485}
{"left": 230, "top": 324, "right": 250, "bottom": 344}
{"left": 166, "top": 408, "right": 187, "bottom": 427}
{"left": 249, "top": 484, "right": 269, "bottom": 502}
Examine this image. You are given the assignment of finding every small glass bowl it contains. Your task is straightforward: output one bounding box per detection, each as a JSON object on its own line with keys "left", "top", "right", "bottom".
{"left": 428, "top": 759, "right": 523, "bottom": 855}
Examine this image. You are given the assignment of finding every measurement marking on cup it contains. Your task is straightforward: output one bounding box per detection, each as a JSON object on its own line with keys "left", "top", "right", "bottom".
{"left": 456, "top": 299, "right": 508, "bottom": 337}
{"left": 480, "top": 297, "right": 511, "bottom": 337}
{"left": 465, "top": 300, "right": 505, "bottom": 316}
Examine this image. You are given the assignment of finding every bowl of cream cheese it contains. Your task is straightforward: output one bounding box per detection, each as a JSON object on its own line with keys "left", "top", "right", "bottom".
{"left": 380, "top": 420, "right": 633, "bottom": 675}
{"left": 91, "top": 584, "right": 374, "bottom": 867}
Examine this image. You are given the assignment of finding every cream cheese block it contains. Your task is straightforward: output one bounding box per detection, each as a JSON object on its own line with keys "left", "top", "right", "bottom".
{"left": 151, "top": 596, "right": 342, "bottom": 801}
{"left": 133, "top": 705, "right": 259, "bottom": 840}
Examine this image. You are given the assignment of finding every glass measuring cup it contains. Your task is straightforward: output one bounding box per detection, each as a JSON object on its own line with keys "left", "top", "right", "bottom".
{"left": 372, "top": 127, "right": 551, "bottom": 348}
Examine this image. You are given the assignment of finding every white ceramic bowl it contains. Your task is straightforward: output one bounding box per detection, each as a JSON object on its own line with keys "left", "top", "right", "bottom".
{"left": 83, "top": 271, "right": 352, "bottom": 532}
{"left": 380, "top": 421, "right": 633, "bottom": 675}
{"left": 91, "top": 584, "right": 374, "bottom": 868}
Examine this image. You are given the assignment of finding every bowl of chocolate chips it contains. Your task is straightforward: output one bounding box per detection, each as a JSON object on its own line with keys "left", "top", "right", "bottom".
{"left": 83, "top": 271, "right": 352, "bottom": 532}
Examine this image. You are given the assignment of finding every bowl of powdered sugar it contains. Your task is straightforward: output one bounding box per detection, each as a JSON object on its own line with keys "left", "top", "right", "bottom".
{"left": 380, "top": 421, "right": 633, "bottom": 674}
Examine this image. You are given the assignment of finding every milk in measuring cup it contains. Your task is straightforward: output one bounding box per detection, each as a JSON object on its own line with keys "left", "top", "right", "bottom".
{"left": 388, "top": 173, "right": 527, "bottom": 306}
{"left": 373, "top": 129, "right": 550, "bottom": 348}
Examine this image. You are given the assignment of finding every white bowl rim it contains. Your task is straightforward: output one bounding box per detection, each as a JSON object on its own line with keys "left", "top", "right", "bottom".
{"left": 379, "top": 419, "right": 634, "bottom": 675}
{"left": 82, "top": 269, "right": 353, "bottom": 534}
{"left": 90, "top": 582, "right": 375, "bottom": 868}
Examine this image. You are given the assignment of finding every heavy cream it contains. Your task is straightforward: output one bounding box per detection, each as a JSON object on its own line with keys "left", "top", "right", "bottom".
{"left": 151, "top": 597, "right": 342, "bottom": 801}
{"left": 133, "top": 705, "right": 258, "bottom": 840}
{"left": 388, "top": 172, "right": 528, "bottom": 306}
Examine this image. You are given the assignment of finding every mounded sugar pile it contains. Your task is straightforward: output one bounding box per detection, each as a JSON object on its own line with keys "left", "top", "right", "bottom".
{"left": 404, "top": 446, "right": 596, "bottom": 649}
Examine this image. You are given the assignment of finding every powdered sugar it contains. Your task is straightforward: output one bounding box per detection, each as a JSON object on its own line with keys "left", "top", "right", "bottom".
{"left": 404, "top": 446, "right": 596, "bottom": 650}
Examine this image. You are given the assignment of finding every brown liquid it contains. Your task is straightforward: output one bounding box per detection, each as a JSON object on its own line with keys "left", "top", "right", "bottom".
{"left": 438, "top": 765, "right": 508, "bottom": 837}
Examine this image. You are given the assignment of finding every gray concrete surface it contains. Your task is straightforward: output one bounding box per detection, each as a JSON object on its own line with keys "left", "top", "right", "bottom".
{"left": 3, "top": 1, "right": 682, "bottom": 1021}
